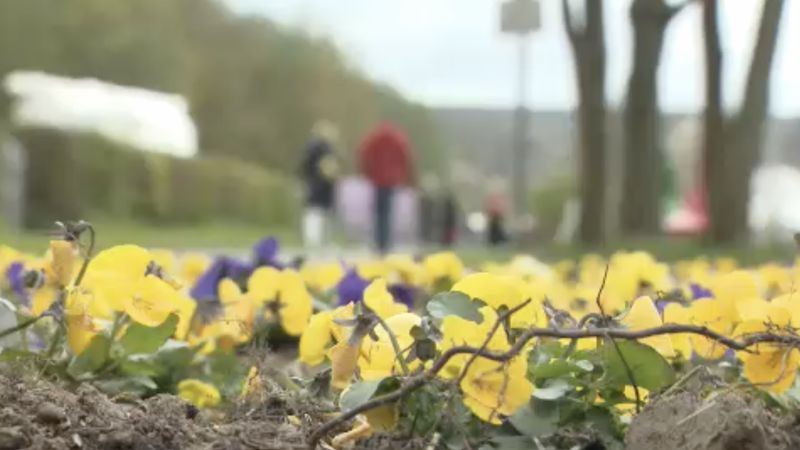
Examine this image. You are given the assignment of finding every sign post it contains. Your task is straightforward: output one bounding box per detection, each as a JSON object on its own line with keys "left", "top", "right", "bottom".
{"left": 500, "top": 0, "right": 541, "bottom": 231}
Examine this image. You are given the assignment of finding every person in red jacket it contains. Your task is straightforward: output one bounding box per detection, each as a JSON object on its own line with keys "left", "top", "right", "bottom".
{"left": 357, "top": 121, "right": 415, "bottom": 255}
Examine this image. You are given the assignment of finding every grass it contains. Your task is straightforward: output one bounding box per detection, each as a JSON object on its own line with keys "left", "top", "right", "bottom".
{"left": 0, "top": 219, "right": 299, "bottom": 254}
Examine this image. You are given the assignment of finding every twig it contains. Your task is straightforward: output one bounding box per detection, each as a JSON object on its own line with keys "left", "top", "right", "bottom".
{"left": 454, "top": 299, "right": 533, "bottom": 386}
{"left": 307, "top": 323, "right": 799, "bottom": 449}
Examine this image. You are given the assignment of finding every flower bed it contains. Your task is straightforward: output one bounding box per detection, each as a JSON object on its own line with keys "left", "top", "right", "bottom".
{"left": 2, "top": 220, "right": 800, "bottom": 450}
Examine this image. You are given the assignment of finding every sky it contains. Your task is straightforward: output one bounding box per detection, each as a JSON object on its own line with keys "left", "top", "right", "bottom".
{"left": 231, "top": 0, "right": 800, "bottom": 117}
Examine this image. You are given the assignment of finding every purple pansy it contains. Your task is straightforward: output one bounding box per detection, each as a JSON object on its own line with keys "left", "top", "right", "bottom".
{"left": 190, "top": 256, "right": 247, "bottom": 301}
{"left": 5, "top": 261, "right": 27, "bottom": 302}
{"left": 388, "top": 283, "right": 416, "bottom": 309}
{"left": 689, "top": 283, "right": 713, "bottom": 300}
{"left": 252, "top": 237, "right": 282, "bottom": 269}
{"left": 336, "top": 269, "right": 371, "bottom": 306}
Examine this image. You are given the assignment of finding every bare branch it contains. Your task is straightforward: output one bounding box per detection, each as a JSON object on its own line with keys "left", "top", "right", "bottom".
{"left": 307, "top": 322, "right": 798, "bottom": 449}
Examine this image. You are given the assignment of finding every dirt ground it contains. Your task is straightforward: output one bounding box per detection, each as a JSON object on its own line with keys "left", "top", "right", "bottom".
{"left": 625, "top": 390, "right": 800, "bottom": 450}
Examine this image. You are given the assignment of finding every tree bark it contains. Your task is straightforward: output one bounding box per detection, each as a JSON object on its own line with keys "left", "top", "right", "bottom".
{"left": 702, "top": 0, "right": 726, "bottom": 246}
{"left": 620, "top": 0, "right": 692, "bottom": 236}
{"left": 713, "top": 0, "right": 786, "bottom": 244}
{"left": 562, "top": 0, "right": 608, "bottom": 245}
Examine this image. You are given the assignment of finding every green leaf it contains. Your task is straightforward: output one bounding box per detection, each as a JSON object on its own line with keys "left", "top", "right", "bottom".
{"left": 600, "top": 339, "right": 675, "bottom": 391}
{"left": 339, "top": 376, "right": 400, "bottom": 412}
{"left": 93, "top": 375, "right": 157, "bottom": 396}
{"left": 532, "top": 359, "right": 594, "bottom": 380}
{"left": 532, "top": 378, "right": 572, "bottom": 400}
{"left": 508, "top": 398, "right": 560, "bottom": 438}
{"left": 68, "top": 333, "right": 112, "bottom": 377}
{"left": 119, "top": 358, "right": 159, "bottom": 377}
{"left": 426, "top": 292, "right": 485, "bottom": 323}
{"left": 119, "top": 313, "right": 179, "bottom": 355}
{"left": 0, "top": 348, "right": 40, "bottom": 361}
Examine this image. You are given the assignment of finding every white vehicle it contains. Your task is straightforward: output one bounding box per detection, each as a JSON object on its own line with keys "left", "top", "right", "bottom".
{"left": 3, "top": 70, "right": 198, "bottom": 158}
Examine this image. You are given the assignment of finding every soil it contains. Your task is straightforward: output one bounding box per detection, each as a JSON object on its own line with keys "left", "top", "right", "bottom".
{"left": 625, "top": 390, "right": 800, "bottom": 450}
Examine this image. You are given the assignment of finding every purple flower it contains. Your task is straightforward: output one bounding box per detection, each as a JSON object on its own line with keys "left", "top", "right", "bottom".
{"left": 5, "top": 261, "right": 27, "bottom": 302}
{"left": 388, "top": 283, "right": 416, "bottom": 309}
{"left": 336, "top": 269, "right": 371, "bottom": 306}
{"left": 190, "top": 256, "right": 247, "bottom": 302}
{"left": 689, "top": 283, "right": 713, "bottom": 300}
{"left": 252, "top": 237, "right": 282, "bottom": 269}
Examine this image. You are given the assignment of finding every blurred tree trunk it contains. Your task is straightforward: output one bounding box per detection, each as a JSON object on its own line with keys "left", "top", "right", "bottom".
{"left": 620, "top": 0, "right": 692, "bottom": 236}
{"left": 562, "top": 0, "right": 607, "bottom": 245}
{"left": 702, "top": 0, "right": 726, "bottom": 246}
{"left": 713, "top": 0, "right": 785, "bottom": 243}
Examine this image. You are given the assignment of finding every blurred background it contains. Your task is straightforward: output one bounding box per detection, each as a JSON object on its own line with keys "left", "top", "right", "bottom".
{"left": 1, "top": 0, "right": 799, "bottom": 263}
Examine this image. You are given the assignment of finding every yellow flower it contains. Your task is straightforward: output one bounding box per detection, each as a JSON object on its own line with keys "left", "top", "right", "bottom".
{"left": 614, "top": 385, "right": 650, "bottom": 417}
{"left": 299, "top": 311, "right": 335, "bottom": 366}
{"left": 687, "top": 298, "right": 735, "bottom": 359}
{"left": 179, "top": 253, "right": 210, "bottom": 287}
{"left": 177, "top": 379, "right": 221, "bottom": 408}
{"left": 732, "top": 306, "right": 797, "bottom": 393}
{"left": 241, "top": 366, "right": 260, "bottom": 398}
{"left": 439, "top": 306, "right": 510, "bottom": 379}
{"left": 218, "top": 278, "right": 243, "bottom": 305}
{"left": 359, "top": 313, "right": 422, "bottom": 380}
{"left": 662, "top": 303, "right": 692, "bottom": 358}
{"left": 276, "top": 269, "right": 313, "bottom": 336}
{"left": 620, "top": 296, "right": 675, "bottom": 358}
{"left": 44, "top": 240, "right": 79, "bottom": 287}
{"left": 126, "top": 275, "right": 196, "bottom": 329}
{"left": 363, "top": 278, "right": 407, "bottom": 320}
{"left": 149, "top": 249, "right": 177, "bottom": 275}
{"left": 422, "top": 252, "right": 464, "bottom": 286}
{"left": 459, "top": 354, "right": 534, "bottom": 425}
{"left": 451, "top": 272, "right": 547, "bottom": 329}
{"left": 329, "top": 338, "right": 364, "bottom": 390}
{"left": 301, "top": 262, "right": 344, "bottom": 291}
{"left": 247, "top": 266, "right": 281, "bottom": 309}
{"left": 356, "top": 260, "right": 391, "bottom": 280}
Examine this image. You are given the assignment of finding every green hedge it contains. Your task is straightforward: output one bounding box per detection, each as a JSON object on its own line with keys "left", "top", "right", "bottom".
{"left": 15, "top": 128, "right": 298, "bottom": 229}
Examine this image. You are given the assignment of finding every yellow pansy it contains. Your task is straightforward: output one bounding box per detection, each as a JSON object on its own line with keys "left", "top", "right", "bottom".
{"left": 299, "top": 310, "right": 335, "bottom": 366}
{"left": 438, "top": 306, "right": 509, "bottom": 380}
{"left": 620, "top": 296, "right": 674, "bottom": 358}
{"left": 687, "top": 298, "right": 735, "bottom": 359}
{"left": 363, "top": 278, "right": 407, "bottom": 320}
{"left": 177, "top": 379, "right": 221, "bottom": 408}
{"left": 359, "top": 313, "right": 422, "bottom": 380}
{"left": 459, "top": 354, "right": 533, "bottom": 425}
{"left": 451, "top": 272, "right": 547, "bottom": 329}
{"left": 276, "top": 269, "right": 313, "bottom": 336}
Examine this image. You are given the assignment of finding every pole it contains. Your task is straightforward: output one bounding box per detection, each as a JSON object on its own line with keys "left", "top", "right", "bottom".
{"left": 512, "top": 35, "right": 531, "bottom": 225}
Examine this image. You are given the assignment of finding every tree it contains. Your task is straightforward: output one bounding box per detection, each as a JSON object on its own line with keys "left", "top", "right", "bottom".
{"left": 704, "top": 0, "right": 787, "bottom": 244}
{"left": 702, "top": 0, "right": 725, "bottom": 245}
{"left": 562, "top": 0, "right": 608, "bottom": 245}
{"left": 620, "top": 0, "right": 694, "bottom": 236}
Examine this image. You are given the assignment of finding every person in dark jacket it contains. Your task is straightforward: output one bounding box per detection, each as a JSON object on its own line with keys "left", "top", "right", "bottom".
{"left": 357, "top": 121, "right": 415, "bottom": 255}
{"left": 484, "top": 180, "right": 508, "bottom": 246}
{"left": 439, "top": 188, "right": 460, "bottom": 248}
{"left": 299, "top": 121, "right": 340, "bottom": 249}
{"left": 417, "top": 174, "right": 439, "bottom": 248}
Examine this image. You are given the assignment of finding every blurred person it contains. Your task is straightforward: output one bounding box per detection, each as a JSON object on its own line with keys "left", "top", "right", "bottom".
{"left": 439, "top": 187, "right": 460, "bottom": 248}
{"left": 0, "top": 131, "right": 26, "bottom": 233}
{"left": 298, "top": 120, "right": 340, "bottom": 249}
{"left": 357, "top": 120, "right": 415, "bottom": 255}
{"left": 484, "top": 179, "right": 508, "bottom": 247}
{"left": 417, "top": 174, "right": 440, "bottom": 247}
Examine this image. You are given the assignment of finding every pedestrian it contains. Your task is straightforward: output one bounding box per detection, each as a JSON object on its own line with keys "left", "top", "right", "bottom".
{"left": 298, "top": 120, "right": 340, "bottom": 249}
{"left": 484, "top": 180, "right": 508, "bottom": 247}
{"left": 439, "top": 187, "right": 460, "bottom": 248}
{"left": 357, "top": 120, "right": 415, "bottom": 256}
{"left": 417, "top": 174, "right": 439, "bottom": 248}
